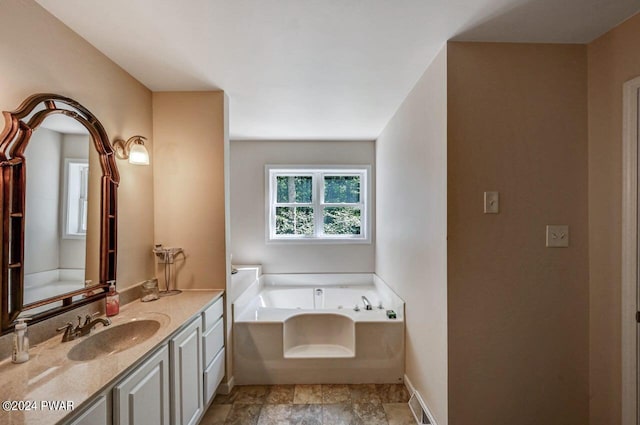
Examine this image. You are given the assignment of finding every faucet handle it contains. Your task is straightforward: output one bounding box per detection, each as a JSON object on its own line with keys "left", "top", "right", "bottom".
{"left": 84, "top": 312, "right": 100, "bottom": 325}
{"left": 56, "top": 322, "right": 73, "bottom": 333}
{"left": 57, "top": 322, "right": 78, "bottom": 342}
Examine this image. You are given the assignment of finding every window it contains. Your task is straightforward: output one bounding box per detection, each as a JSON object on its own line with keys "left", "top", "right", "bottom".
{"left": 266, "top": 166, "right": 370, "bottom": 242}
{"left": 63, "top": 159, "right": 89, "bottom": 238}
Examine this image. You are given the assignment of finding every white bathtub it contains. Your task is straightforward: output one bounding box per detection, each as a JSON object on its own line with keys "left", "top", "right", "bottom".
{"left": 235, "top": 273, "right": 404, "bottom": 322}
{"left": 232, "top": 271, "right": 405, "bottom": 385}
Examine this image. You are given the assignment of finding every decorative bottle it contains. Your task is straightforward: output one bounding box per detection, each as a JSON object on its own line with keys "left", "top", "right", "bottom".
{"left": 106, "top": 281, "right": 120, "bottom": 317}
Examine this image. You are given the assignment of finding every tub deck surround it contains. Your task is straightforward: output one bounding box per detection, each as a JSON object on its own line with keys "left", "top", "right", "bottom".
{"left": 229, "top": 265, "right": 262, "bottom": 302}
{"left": 233, "top": 273, "right": 405, "bottom": 385}
{"left": 23, "top": 269, "right": 87, "bottom": 315}
{"left": 0, "top": 290, "right": 223, "bottom": 425}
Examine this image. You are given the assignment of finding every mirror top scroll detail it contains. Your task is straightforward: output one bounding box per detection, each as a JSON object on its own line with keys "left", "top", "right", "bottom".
{"left": 0, "top": 94, "right": 119, "bottom": 333}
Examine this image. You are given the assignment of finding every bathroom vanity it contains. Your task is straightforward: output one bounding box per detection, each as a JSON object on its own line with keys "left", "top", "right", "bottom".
{"left": 0, "top": 290, "right": 225, "bottom": 425}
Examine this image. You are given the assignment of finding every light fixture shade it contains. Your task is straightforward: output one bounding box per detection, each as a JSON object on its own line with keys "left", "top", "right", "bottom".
{"left": 128, "top": 143, "right": 149, "bottom": 165}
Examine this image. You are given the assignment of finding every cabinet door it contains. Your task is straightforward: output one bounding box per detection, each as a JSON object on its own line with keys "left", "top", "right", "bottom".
{"left": 114, "top": 345, "right": 170, "bottom": 425}
{"left": 171, "top": 317, "right": 203, "bottom": 425}
{"left": 67, "top": 394, "right": 109, "bottom": 425}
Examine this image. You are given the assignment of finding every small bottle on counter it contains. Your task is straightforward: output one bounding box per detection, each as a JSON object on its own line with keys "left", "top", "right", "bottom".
{"left": 12, "top": 317, "right": 31, "bottom": 364}
{"left": 106, "top": 280, "right": 120, "bottom": 317}
{"left": 141, "top": 279, "right": 159, "bottom": 302}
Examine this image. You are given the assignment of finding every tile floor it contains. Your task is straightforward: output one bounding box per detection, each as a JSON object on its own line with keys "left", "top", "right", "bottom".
{"left": 201, "top": 384, "right": 415, "bottom": 425}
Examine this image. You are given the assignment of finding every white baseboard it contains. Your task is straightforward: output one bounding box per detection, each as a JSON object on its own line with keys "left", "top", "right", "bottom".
{"left": 403, "top": 373, "right": 416, "bottom": 396}
{"left": 218, "top": 375, "right": 235, "bottom": 395}
{"left": 403, "top": 374, "right": 438, "bottom": 425}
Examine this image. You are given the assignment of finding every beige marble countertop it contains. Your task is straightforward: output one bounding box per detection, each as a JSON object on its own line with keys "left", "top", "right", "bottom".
{"left": 0, "top": 290, "right": 223, "bottom": 425}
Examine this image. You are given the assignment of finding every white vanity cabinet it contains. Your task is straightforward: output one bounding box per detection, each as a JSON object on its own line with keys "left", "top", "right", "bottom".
{"left": 67, "top": 394, "right": 110, "bottom": 425}
{"left": 170, "top": 316, "right": 203, "bottom": 425}
{"left": 202, "top": 296, "right": 225, "bottom": 406}
{"left": 114, "top": 345, "right": 171, "bottom": 425}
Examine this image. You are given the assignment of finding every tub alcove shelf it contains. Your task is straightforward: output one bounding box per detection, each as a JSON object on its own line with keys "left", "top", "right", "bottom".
{"left": 283, "top": 313, "right": 355, "bottom": 359}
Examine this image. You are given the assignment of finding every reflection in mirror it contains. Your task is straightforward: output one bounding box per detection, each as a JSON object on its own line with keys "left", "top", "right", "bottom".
{"left": 21, "top": 115, "right": 99, "bottom": 315}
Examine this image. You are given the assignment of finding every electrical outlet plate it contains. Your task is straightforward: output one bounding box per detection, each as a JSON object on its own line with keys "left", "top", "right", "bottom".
{"left": 484, "top": 191, "right": 499, "bottom": 214}
{"left": 546, "top": 225, "right": 569, "bottom": 248}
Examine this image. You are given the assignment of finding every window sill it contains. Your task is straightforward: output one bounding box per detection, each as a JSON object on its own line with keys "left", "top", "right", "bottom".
{"left": 266, "top": 237, "right": 371, "bottom": 245}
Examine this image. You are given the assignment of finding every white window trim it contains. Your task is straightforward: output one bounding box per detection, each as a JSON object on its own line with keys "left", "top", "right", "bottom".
{"left": 62, "top": 158, "right": 89, "bottom": 239}
{"left": 265, "top": 165, "right": 371, "bottom": 244}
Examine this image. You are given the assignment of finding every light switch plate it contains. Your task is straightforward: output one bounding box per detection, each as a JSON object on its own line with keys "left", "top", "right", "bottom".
{"left": 484, "top": 191, "right": 499, "bottom": 214}
{"left": 546, "top": 225, "right": 569, "bottom": 247}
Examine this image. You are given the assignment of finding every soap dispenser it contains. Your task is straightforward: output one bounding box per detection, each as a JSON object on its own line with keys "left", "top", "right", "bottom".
{"left": 12, "top": 317, "right": 31, "bottom": 364}
{"left": 106, "top": 280, "right": 120, "bottom": 317}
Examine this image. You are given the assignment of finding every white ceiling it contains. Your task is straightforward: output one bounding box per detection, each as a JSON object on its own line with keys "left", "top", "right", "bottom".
{"left": 36, "top": 0, "right": 640, "bottom": 140}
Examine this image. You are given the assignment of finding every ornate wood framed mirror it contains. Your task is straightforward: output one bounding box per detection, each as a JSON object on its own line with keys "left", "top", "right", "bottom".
{"left": 0, "top": 93, "right": 119, "bottom": 333}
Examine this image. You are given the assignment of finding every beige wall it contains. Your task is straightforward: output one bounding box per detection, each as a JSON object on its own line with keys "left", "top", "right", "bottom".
{"left": 152, "top": 91, "right": 227, "bottom": 290}
{"left": 0, "top": 0, "right": 155, "bottom": 290}
{"left": 376, "top": 47, "right": 448, "bottom": 424}
{"left": 230, "top": 140, "right": 375, "bottom": 274}
{"left": 447, "top": 42, "right": 589, "bottom": 425}
{"left": 587, "top": 12, "right": 640, "bottom": 424}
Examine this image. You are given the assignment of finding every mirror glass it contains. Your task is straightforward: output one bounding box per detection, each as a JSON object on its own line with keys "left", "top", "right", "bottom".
{"left": 21, "top": 114, "right": 100, "bottom": 315}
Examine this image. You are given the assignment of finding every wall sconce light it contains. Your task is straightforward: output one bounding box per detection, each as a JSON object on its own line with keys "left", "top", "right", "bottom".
{"left": 113, "top": 135, "right": 150, "bottom": 165}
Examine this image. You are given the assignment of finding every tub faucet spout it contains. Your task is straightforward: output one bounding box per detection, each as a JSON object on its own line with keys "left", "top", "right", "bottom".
{"left": 362, "top": 296, "right": 372, "bottom": 310}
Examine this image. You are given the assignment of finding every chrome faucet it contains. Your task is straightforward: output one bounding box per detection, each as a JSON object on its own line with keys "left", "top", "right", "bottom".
{"left": 57, "top": 313, "right": 111, "bottom": 342}
{"left": 362, "top": 296, "right": 373, "bottom": 310}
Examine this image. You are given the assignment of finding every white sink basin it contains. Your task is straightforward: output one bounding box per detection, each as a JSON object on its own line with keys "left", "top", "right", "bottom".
{"left": 67, "top": 317, "right": 167, "bottom": 361}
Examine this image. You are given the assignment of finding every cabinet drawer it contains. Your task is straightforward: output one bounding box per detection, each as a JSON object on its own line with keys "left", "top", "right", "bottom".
{"left": 202, "top": 297, "right": 223, "bottom": 332}
{"left": 203, "top": 347, "right": 225, "bottom": 406}
{"left": 203, "top": 317, "right": 224, "bottom": 367}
